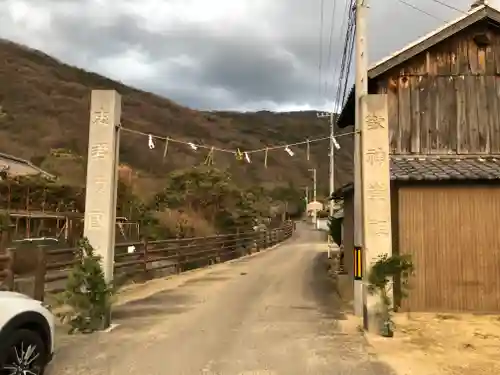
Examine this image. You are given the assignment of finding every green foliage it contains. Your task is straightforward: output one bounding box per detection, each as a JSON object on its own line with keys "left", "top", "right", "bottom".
{"left": 367, "top": 253, "right": 414, "bottom": 337}
{"left": 153, "top": 166, "right": 261, "bottom": 232}
{"left": 267, "top": 185, "right": 306, "bottom": 217}
{"left": 0, "top": 173, "right": 147, "bottom": 221}
{"left": 327, "top": 216, "right": 342, "bottom": 246}
{"left": 0, "top": 174, "right": 83, "bottom": 212}
{"left": 135, "top": 202, "right": 163, "bottom": 239}
{"left": 59, "top": 238, "right": 114, "bottom": 334}
{"left": 0, "top": 213, "right": 10, "bottom": 232}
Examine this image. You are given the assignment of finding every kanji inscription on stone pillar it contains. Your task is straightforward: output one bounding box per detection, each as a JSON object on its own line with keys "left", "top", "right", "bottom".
{"left": 83, "top": 90, "right": 121, "bottom": 283}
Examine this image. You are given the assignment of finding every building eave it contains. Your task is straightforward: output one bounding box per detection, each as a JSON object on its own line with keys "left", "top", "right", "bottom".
{"left": 337, "top": 4, "right": 500, "bottom": 128}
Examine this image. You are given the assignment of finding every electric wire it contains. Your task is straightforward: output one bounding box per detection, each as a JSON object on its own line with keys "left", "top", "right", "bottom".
{"left": 428, "top": 0, "right": 467, "bottom": 14}
{"left": 324, "top": 0, "right": 339, "bottom": 96}
{"left": 395, "top": 0, "right": 446, "bottom": 21}
{"left": 318, "top": 0, "right": 326, "bottom": 98}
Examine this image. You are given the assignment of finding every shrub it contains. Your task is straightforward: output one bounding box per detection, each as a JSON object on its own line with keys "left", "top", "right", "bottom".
{"left": 59, "top": 238, "right": 114, "bottom": 334}
{"left": 327, "top": 215, "right": 342, "bottom": 246}
{"left": 367, "top": 253, "right": 414, "bottom": 337}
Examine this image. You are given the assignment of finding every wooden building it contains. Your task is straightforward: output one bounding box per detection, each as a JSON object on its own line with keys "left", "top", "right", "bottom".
{"left": 334, "top": 3, "right": 500, "bottom": 312}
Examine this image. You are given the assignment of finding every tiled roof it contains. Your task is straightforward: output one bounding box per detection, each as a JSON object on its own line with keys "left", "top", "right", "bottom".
{"left": 391, "top": 157, "right": 500, "bottom": 181}
{"left": 331, "top": 156, "right": 500, "bottom": 199}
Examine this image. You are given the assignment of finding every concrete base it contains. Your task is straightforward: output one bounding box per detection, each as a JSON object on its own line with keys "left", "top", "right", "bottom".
{"left": 354, "top": 280, "right": 364, "bottom": 317}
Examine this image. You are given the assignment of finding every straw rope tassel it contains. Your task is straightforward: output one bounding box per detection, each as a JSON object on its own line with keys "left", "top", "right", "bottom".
{"left": 264, "top": 148, "right": 268, "bottom": 168}
{"left": 204, "top": 146, "right": 214, "bottom": 165}
{"left": 162, "top": 137, "right": 169, "bottom": 163}
{"left": 306, "top": 139, "right": 310, "bottom": 161}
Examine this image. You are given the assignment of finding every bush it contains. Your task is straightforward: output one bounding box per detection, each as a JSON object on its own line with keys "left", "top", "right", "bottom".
{"left": 327, "top": 216, "right": 342, "bottom": 246}
{"left": 367, "top": 253, "right": 414, "bottom": 337}
{"left": 59, "top": 238, "right": 114, "bottom": 334}
{"left": 153, "top": 209, "right": 217, "bottom": 238}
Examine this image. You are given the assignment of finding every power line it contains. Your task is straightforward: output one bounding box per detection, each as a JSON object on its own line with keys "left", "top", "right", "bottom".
{"left": 340, "top": 17, "right": 355, "bottom": 107}
{"left": 318, "top": 0, "right": 326, "bottom": 98}
{"left": 428, "top": 0, "right": 467, "bottom": 14}
{"left": 395, "top": 0, "right": 446, "bottom": 21}
{"left": 334, "top": 0, "right": 356, "bottom": 113}
{"left": 324, "top": 0, "right": 338, "bottom": 96}
{"left": 330, "top": 0, "right": 353, "bottom": 113}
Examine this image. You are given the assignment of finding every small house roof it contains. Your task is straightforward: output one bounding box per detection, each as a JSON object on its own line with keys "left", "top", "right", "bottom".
{"left": 337, "top": 3, "right": 500, "bottom": 127}
{"left": 307, "top": 201, "right": 323, "bottom": 211}
{"left": 0, "top": 152, "right": 55, "bottom": 179}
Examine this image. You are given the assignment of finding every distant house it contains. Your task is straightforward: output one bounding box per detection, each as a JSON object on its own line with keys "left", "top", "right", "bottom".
{"left": 334, "top": 3, "right": 500, "bottom": 313}
{"left": 306, "top": 201, "right": 323, "bottom": 216}
{"left": 0, "top": 152, "right": 55, "bottom": 180}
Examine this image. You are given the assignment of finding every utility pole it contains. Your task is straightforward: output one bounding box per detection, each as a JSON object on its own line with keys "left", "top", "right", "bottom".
{"left": 304, "top": 186, "right": 309, "bottom": 221}
{"left": 354, "top": 0, "right": 368, "bottom": 318}
{"left": 308, "top": 168, "right": 317, "bottom": 223}
{"left": 317, "top": 112, "right": 335, "bottom": 216}
{"left": 309, "top": 168, "right": 317, "bottom": 202}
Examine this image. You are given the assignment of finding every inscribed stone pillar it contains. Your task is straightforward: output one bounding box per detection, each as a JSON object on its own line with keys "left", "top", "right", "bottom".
{"left": 84, "top": 90, "right": 121, "bottom": 283}
{"left": 360, "top": 94, "right": 392, "bottom": 332}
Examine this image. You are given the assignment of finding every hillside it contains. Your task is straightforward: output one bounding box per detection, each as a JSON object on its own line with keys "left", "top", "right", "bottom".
{"left": 0, "top": 39, "right": 350, "bottom": 198}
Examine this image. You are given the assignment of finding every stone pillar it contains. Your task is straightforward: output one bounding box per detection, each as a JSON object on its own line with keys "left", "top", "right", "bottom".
{"left": 83, "top": 90, "right": 121, "bottom": 284}
{"left": 360, "top": 94, "right": 392, "bottom": 332}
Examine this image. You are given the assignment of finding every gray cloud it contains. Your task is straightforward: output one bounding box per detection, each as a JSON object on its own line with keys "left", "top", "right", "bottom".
{"left": 0, "top": 0, "right": 492, "bottom": 110}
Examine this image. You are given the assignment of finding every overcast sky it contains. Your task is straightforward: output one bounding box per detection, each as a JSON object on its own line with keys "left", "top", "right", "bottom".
{"left": 0, "top": 0, "right": 494, "bottom": 111}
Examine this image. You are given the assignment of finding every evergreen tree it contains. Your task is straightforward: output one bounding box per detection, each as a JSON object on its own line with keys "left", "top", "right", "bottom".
{"left": 61, "top": 238, "right": 113, "bottom": 333}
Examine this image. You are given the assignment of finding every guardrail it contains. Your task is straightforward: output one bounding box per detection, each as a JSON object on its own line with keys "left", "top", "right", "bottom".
{"left": 4, "top": 221, "right": 295, "bottom": 300}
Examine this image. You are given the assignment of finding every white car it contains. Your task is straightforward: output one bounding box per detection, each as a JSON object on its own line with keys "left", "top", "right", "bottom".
{"left": 0, "top": 291, "right": 55, "bottom": 375}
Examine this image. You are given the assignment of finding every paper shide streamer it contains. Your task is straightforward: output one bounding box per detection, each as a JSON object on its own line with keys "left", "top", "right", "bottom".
{"left": 119, "top": 126, "right": 357, "bottom": 169}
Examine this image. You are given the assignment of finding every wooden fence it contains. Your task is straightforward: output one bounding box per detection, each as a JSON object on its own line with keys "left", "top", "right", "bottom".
{"left": 0, "top": 250, "right": 14, "bottom": 290}
{"left": 0, "top": 221, "right": 295, "bottom": 301}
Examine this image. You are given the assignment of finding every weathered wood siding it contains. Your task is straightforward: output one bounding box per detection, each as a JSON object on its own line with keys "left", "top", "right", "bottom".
{"left": 375, "top": 21, "right": 500, "bottom": 154}
{"left": 397, "top": 184, "right": 500, "bottom": 312}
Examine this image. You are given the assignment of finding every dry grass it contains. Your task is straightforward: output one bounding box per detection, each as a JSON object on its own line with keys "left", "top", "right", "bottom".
{"left": 365, "top": 312, "right": 500, "bottom": 375}
{"left": 153, "top": 209, "right": 217, "bottom": 237}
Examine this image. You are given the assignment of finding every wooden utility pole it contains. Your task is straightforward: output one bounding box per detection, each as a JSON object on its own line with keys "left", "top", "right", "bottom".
{"left": 354, "top": 0, "right": 368, "bottom": 318}
{"left": 317, "top": 112, "right": 335, "bottom": 216}
{"left": 309, "top": 168, "right": 317, "bottom": 202}
{"left": 308, "top": 168, "right": 317, "bottom": 223}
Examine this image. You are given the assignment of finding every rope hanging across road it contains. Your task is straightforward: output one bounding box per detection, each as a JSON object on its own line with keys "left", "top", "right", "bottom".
{"left": 119, "top": 125, "right": 358, "bottom": 167}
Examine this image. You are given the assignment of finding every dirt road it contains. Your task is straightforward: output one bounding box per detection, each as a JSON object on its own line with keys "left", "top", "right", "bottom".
{"left": 49, "top": 224, "right": 394, "bottom": 375}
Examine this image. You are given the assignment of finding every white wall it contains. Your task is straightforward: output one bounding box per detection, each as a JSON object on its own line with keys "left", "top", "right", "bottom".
{"left": 316, "top": 218, "right": 328, "bottom": 231}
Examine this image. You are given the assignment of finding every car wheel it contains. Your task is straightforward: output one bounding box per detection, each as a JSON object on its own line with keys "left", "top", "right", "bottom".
{"left": 0, "top": 329, "right": 48, "bottom": 375}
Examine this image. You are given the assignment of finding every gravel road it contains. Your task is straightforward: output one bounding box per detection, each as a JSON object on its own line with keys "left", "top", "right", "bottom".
{"left": 49, "top": 223, "right": 394, "bottom": 375}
